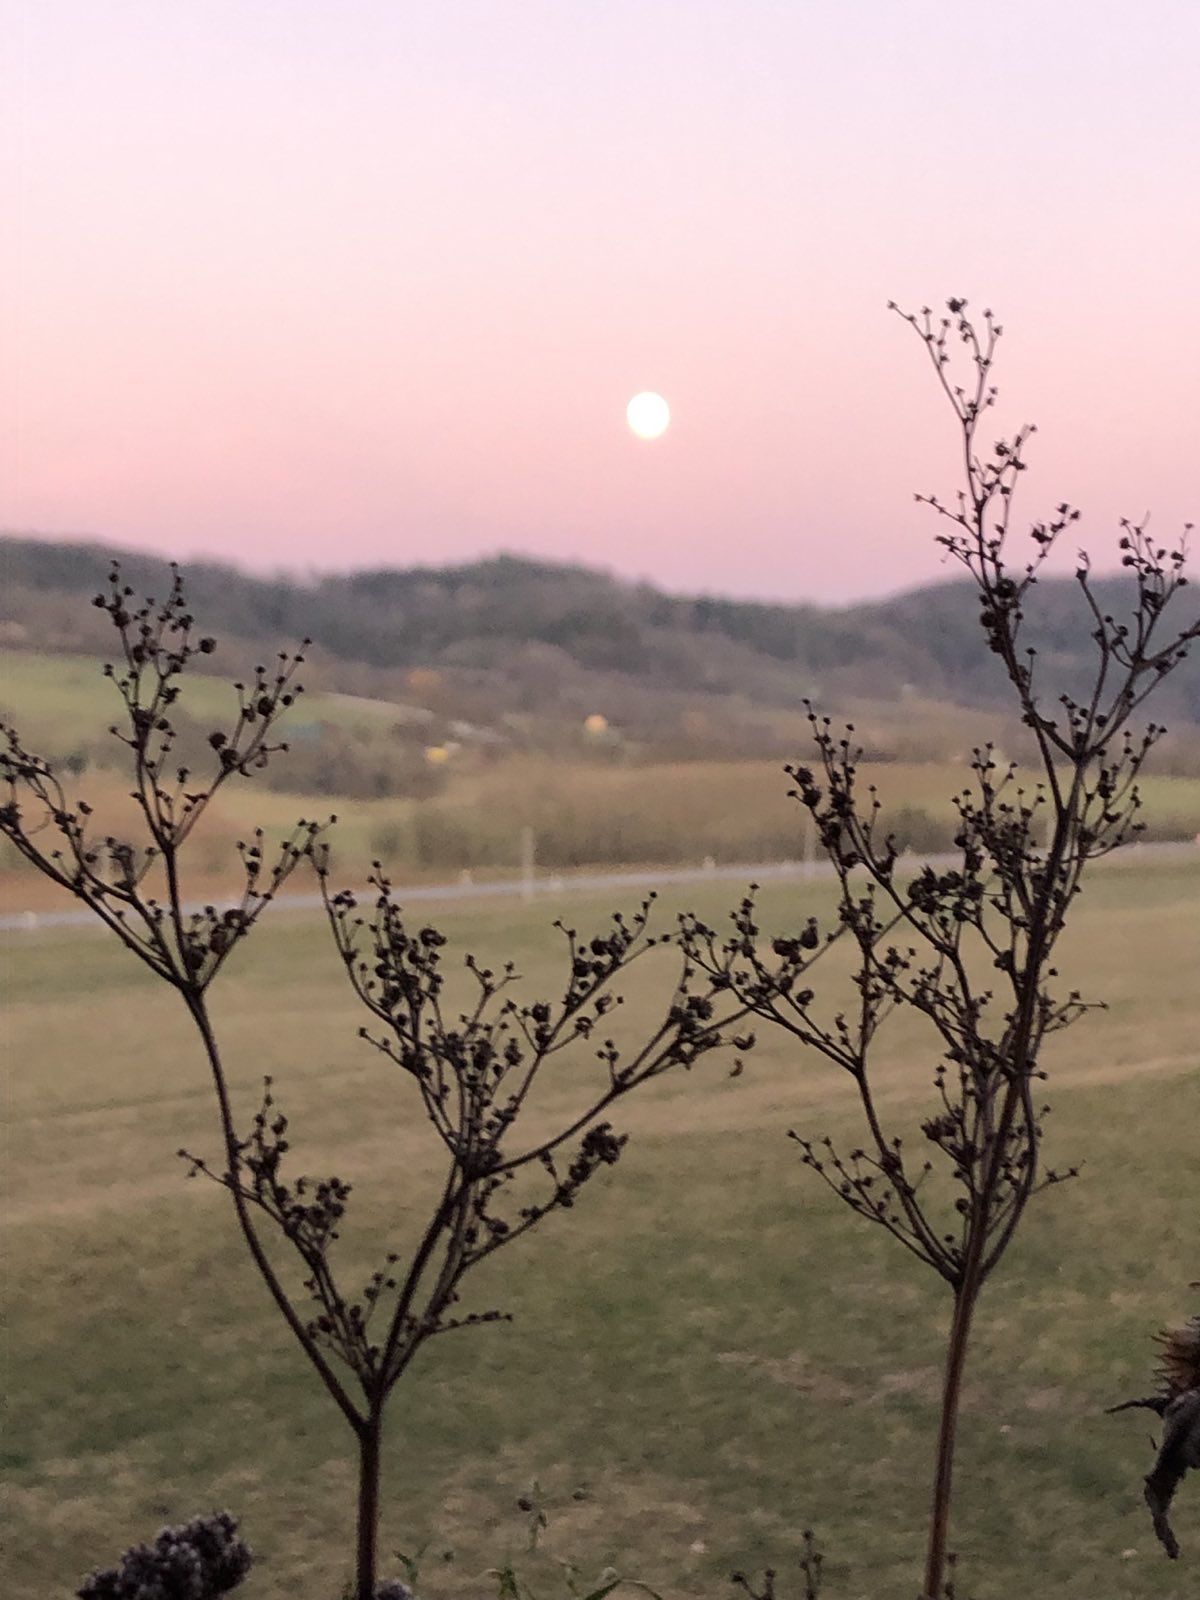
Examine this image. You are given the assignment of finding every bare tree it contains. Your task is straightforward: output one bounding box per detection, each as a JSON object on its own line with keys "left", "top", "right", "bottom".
{"left": 0, "top": 566, "right": 754, "bottom": 1600}
{"left": 679, "top": 299, "right": 1198, "bottom": 1597}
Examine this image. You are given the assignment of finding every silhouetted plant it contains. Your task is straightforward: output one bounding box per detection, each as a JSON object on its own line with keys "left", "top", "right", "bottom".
{"left": 77, "top": 1512, "right": 251, "bottom": 1600}
{"left": 731, "top": 1529, "right": 825, "bottom": 1600}
{"left": 0, "top": 566, "right": 753, "bottom": 1600}
{"left": 679, "top": 299, "right": 1198, "bottom": 1597}
{"left": 384, "top": 1490, "right": 667, "bottom": 1600}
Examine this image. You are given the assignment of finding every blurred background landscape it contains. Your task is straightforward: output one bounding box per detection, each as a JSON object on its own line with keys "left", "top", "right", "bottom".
{"left": 3, "top": 532, "right": 1198, "bottom": 906}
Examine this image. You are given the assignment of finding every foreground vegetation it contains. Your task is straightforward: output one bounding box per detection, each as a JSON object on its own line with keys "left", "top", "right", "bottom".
{"left": 5, "top": 863, "right": 1196, "bottom": 1599}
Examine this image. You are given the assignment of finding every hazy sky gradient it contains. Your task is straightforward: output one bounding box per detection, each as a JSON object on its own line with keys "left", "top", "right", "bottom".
{"left": 4, "top": 0, "right": 1198, "bottom": 600}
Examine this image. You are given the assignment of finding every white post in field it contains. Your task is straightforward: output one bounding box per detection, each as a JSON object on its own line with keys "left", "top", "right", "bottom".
{"left": 802, "top": 811, "right": 816, "bottom": 878}
{"left": 520, "top": 825, "right": 536, "bottom": 902}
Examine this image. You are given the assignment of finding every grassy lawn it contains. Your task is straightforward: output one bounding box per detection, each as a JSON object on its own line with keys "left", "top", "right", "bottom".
{"left": 3, "top": 862, "right": 1198, "bottom": 1598}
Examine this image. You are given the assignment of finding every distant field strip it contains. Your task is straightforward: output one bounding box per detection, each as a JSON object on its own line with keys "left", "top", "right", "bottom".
{"left": 3, "top": 839, "right": 1197, "bottom": 932}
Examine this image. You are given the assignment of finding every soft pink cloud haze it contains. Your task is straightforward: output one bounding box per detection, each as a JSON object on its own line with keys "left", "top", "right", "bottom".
{"left": 4, "top": 0, "right": 1198, "bottom": 600}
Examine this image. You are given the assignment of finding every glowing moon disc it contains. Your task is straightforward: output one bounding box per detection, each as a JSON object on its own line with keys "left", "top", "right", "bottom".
{"left": 626, "top": 391, "right": 670, "bottom": 440}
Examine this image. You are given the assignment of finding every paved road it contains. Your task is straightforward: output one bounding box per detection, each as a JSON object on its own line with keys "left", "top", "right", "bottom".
{"left": 1, "top": 841, "right": 1194, "bottom": 934}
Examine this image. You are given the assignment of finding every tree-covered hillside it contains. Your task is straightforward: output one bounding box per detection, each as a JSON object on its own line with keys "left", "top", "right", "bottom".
{"left": 3, "top": 534, "right": 1197, "bottom": 736}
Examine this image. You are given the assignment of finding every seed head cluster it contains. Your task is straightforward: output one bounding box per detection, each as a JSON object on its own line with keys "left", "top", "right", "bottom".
{"left": 77, "top": 1513, "right": 251, "bottom": 1600}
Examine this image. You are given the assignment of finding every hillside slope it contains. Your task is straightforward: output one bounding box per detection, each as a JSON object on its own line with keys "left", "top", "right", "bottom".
{"left": 3, "top": 535, "right": 1198, "bottom": 746}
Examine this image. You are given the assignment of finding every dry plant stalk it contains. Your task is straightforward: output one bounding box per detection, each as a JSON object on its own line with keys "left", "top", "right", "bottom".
{"left": 0, "top": 566, "right": 755, "bottom": 1600}
{"left": 731, "top": 1528, "right": 825, "bottom": 1600}
{"left": 679, "top": 299, "right": 1197, "bottom": 1597}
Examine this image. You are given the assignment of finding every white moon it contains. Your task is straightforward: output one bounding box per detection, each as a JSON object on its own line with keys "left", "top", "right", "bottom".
{"left": 626, "top": 391, "right": 670, "bottom": 440}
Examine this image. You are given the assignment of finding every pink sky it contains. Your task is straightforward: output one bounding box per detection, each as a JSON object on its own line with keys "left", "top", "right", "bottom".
{"left": 4, "top": 0, "right": 1198, "bottom": 601}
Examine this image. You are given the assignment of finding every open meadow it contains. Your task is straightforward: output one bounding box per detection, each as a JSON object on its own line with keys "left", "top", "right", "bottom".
{"left": 3, "top": 857, "right": 1197, "bottom": 1599}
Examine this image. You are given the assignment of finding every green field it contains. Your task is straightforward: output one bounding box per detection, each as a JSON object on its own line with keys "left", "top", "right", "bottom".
{"left": 0, "top": 649, "right": 416, "bottom": 747}
{"left": 3, "top": 859, "right": 1198, "bottom": 1598}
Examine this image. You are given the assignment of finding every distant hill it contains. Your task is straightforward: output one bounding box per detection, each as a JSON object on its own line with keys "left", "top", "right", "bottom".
{"left": 3, "top": 535, "right": 1198, "bottom": 753}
